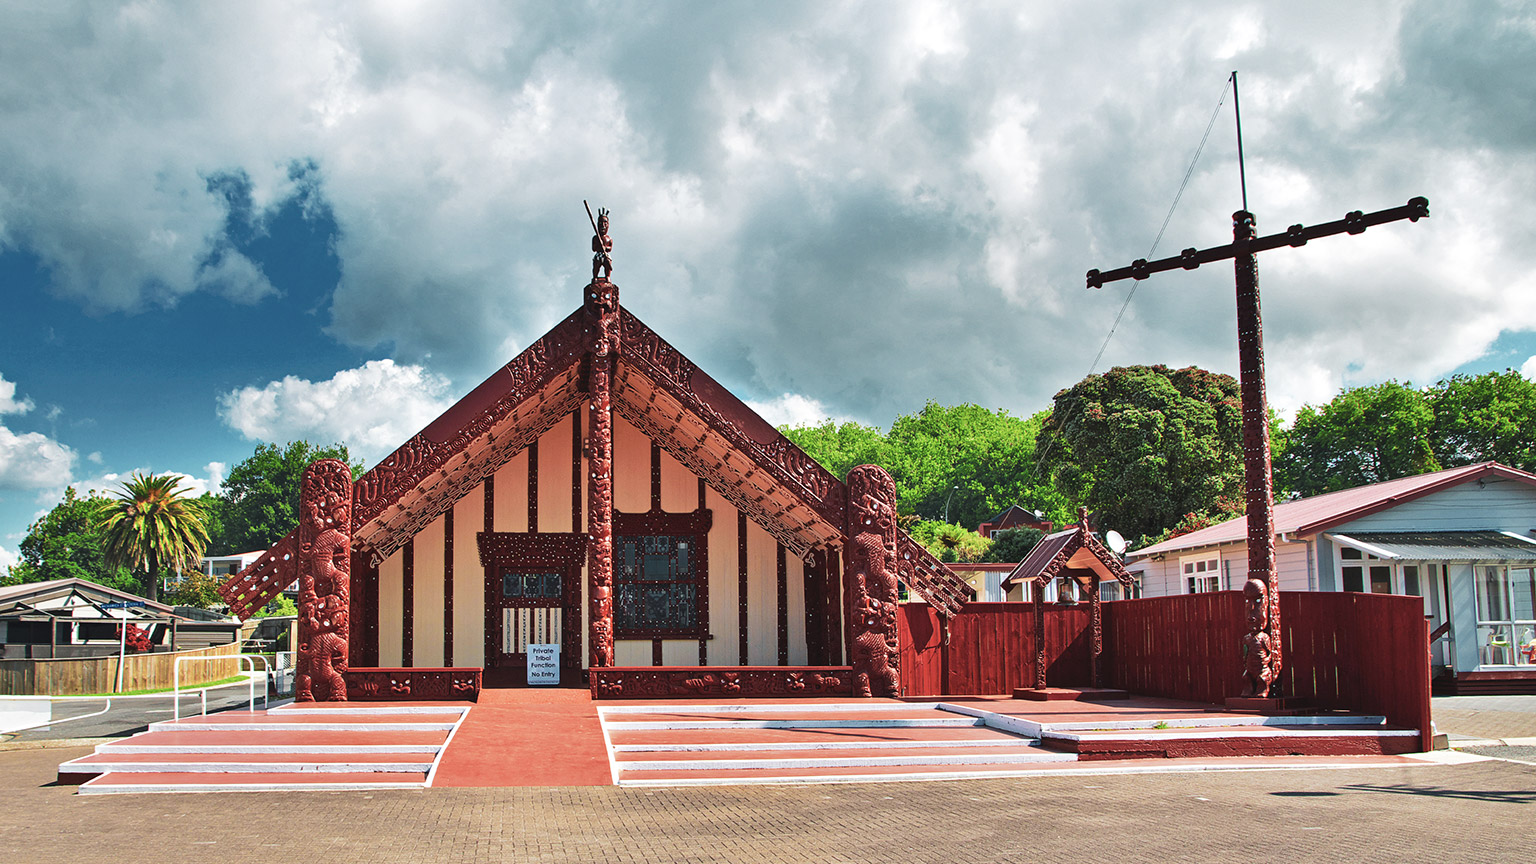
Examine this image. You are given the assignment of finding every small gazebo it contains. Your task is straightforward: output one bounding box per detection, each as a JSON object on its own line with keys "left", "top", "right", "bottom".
{"left": 1002, "top": 509, "right": 1135, "bottom": 691}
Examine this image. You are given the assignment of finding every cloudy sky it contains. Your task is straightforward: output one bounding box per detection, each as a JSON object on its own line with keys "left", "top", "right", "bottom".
{"left": 2, "top": 1, "right": 1534, "bottom": 564}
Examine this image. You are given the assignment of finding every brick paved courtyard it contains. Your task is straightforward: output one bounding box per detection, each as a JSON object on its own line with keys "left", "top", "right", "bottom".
{"left": 2, "top": 745, "right": 1532, "bottom": 863}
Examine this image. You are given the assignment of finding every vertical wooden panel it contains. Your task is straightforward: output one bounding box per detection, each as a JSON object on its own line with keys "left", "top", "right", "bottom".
{"left": 776, "top": 544, "right": 789, "bottom": 666}
{"left": 401, "top": 539, "right": 415, "bottom": 667}
{"left": 527, "top": 440, "right": 540, "bottom": 532}
{"left": 737, "top": 512, "right": 749, "bottom": 665}
{"left": 443, "top": 508, "right": 454, "bottom": 667}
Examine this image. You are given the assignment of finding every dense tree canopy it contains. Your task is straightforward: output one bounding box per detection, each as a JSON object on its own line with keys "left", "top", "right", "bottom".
{"left": 209, "top": 441, "right": 362, "bottom": 555}
{"left": 782, "top": 404, "right": 1072, "bottom": 531}
{"left": 1275, "top": 380, "right": 1438, "bottom": 497}
{"left": 5, "top": 488, "right": 137, "bottom": 592}
{"left": 1035, "top": 365, "right": 1243, "bottom": 544}
{"left": 1429, "top": 370, "right": 1536, "bottom": 472}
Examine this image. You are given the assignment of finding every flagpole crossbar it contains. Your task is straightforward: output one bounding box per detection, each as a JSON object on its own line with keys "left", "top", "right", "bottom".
{"left": 1086, "top": 197, "right": 1429, "bottom": 289}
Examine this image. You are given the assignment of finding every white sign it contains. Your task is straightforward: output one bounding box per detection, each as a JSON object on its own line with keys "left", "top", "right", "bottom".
{"left": 527, "top": 643, "right": 561, "bottom": 686}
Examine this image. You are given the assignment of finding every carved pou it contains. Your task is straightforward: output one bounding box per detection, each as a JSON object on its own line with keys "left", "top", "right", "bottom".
{"left": 844, "top": 464, "right": 901, "bottom": 698}
{"left": 296, "top": 459, "right": 353, "bottom": 702}
{"left": 1241, "top": 576, "right": 1275, "bottom": 698}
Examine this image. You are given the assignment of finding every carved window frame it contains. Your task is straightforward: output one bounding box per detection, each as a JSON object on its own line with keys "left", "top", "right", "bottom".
{"left": 612, "top": 509, "right": 712, "bottom": 640}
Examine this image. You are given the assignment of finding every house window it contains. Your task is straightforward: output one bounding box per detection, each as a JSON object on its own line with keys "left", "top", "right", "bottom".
{"left": 1183, "top": 554, "right": 1220, "bottom": 593}
{"left": 1339, "top": 548, "right": 1424, "bottom": 596}
{"left": 614, "top": 534, "right": 704, "bottom": 637}
{"left": 1475, "top": 566, "right": 1536, "bottom": 667}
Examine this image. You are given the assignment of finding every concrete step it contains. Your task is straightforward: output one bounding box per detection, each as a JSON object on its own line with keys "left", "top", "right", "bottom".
{"left": 1041, "top": 724, "right": 1421, "bottom": 760}
{"left": 614, "top": 744, "right": 1075, "bottom": 772}
{"left": 60, "top": 751, "right": 434, "bottom": 777}
{"left": 78, "top": 770, "right": 429, "bottom": 794}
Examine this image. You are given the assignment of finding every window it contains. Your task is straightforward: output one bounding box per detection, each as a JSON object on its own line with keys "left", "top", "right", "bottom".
{"left": 615, "top": 534, "right": 703, "bottom": 637}
{"left": 1338, "top": 547, "right": 1424, "bottom": 596}
{"left": 1476, "top": 566, "right": 1536, "bottom": 667}
{"left": 501, "top": 571, "right": 562, "bottom": 601}
{"left": 1183, "top": 554, "right": 1220, "bottom": 593}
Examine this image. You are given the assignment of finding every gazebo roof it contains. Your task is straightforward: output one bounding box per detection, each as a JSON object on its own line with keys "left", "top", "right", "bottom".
{"left": 1003, "top": 518, "right": 1133, "bottom": 589}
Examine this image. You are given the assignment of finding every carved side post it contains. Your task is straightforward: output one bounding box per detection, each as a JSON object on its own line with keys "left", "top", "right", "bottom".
{"left": 842, "top": 465, "right": 901, "bottom": 697}
{"left": 586, "top": 278, "right": 620, "bottom": 669}
{"left": 296, "top": 459, "right": 352, "bottom": 702}
{"left": 1087, "top": 577, "right": 1102, "bottom": 688}
{"left": 1234, "top": 211, "right": 1282, "bottom": 695}
{"left": 1033, "top": 583, "right": 1046, "bottom": 689}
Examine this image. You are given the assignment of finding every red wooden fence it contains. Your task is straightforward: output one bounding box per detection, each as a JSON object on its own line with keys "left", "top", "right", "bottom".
{"left": 900, "top": 592, "right": 1432, "bottom": 750}
{"left": 898, "top": 602, "right": 1089, "bottom": 697}
{"left": 1280, "top": 591, "right": 1432, "bottom": 751}
{"left": 1101, "top": 592, "right": 1246, "bottom": 705}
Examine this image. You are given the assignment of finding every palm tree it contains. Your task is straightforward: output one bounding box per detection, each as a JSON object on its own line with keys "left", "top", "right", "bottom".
{"left": 96, "top": 473, "right": 211, "bottom": 603}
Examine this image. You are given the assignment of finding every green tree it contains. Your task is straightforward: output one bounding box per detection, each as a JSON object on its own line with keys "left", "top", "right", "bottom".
{"left": 884, "top": 404, "right": 1071, "bottom": 529}
{"left": 212, "top": 441, "right": 362, "bottom": 554}
{"left": 254, "top": 594, "right": 297, "bottom": 618}
{"left": 4, "top": 488, "right": 137, "bottom": 591}
{"left": 981, "top": 527, "right": 1045, "bottom": 563}
{"left": 1036, "top": 365, "right": 1243, "bottom": 543}
{"left": 1275, "top": 380, "right": 1439, "bottom": 497}
{"left": 906, "top": 519, "right": 990, "bottom": 563}
{"left": 163, "top": 569, "right": 226, "bottom": 609}
{"left": 779, "top": 421, "right": 889, "bottom": 482}
{"left": 1429, "top": 370, "right": 1536, "bottom": 472}
{"left": 97, "top": 473, "right": 211, "bottom": 603}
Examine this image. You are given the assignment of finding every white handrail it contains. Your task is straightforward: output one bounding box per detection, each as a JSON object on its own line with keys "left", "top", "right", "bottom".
{"left": 173, "top": 652, "right": 277, "bottom": 720}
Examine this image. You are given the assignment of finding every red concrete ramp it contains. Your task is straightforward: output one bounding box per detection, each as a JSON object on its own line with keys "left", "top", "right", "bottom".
{"left": 429, "top": 688, "right": 612, "bottom": 787}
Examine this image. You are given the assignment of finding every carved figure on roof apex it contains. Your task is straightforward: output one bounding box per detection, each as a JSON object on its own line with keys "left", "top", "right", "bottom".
{"left": 587, "top": 201, "right": 613, "bottom": 282}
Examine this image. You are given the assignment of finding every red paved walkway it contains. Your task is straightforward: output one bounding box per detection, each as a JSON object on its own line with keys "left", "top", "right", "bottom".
{"left": 431, "top": 688, "right": 612, "bottom": 787}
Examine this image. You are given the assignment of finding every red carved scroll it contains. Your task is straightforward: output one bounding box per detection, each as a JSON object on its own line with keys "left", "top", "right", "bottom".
{"left": 296, "top": 459, "right": 353, "bottom": 702}
{"left": 843, "top": 464, "right": 901, "bottom": 698}
{"left": 217, "top": 534, "right": 297, "bottom": 621}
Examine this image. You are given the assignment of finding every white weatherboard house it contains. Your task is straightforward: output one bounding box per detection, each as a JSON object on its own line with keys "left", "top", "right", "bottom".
{"left": 1126, "top": 462, "right": 1536, "bottom": 694}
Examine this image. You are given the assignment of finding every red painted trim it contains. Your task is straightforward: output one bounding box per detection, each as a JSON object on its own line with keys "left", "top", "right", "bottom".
{"left": 527, "top": 439, "right": 539, "bottom": 533}
{"left": 346, "top": 667, "right": 480, "bottom": 701}
{"left": 652, "top": 638, "right": 663, "bottom": 666}
{"left": 776, "top": 543, "right": 788, "bottom": 666}
{"left": 650, "top": 442, "right": 662, "bottom": 511}
{"left": 571, "top": 410, "right": 582, "bottom": 533}
{"left": 826, "top": 548, "right": 843, "bottom": 667}
{"left": 591, "top": 666, "right": 852, "bottom": 699}
{"left": 737, "top": 512, "right": 749, "bottom": 665}
{"left": 401, "top": 539, "right": 414, "bottom": 667}
{"left": 443, "top": 508, "right": 454, "bottom": 667}
{"left": 482, "top": 473, "right": 495, "bottom": 672}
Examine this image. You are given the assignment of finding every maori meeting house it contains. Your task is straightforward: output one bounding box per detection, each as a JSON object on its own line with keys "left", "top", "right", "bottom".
{"left": 217, "top": 272, "right": 972, "bottom": 702}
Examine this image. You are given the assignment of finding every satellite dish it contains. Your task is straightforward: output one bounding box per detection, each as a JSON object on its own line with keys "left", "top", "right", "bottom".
{"left": 1104, "top": 529, "right": 1128, "bottom": 555}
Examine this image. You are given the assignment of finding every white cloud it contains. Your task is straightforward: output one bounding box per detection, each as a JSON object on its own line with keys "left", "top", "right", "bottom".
{"left": 218, "top": 359, "right": 456, "bottom": 463}
{"left": 1523, "top": 356, "right": 1536, "bottom": 380}
{"left": 0, "top": 543, "right": 17, "bottom": 573}
{"left": 0, "top": 375, "right": 34, "bottom": 416}
{"left": 67, "top": 464, "right": 224, "bottom": 502}
{"left": 745, "top": 393, "right": 854, "bottom": 429}
{"left": 0, "top": 1, "right": 1532, "bottom": 422}
{"left": 0, "top": 374, "right": 74, "bottom": 491}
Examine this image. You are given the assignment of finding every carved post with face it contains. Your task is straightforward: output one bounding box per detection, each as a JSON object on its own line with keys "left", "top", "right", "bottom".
{"left": 296, "top": 459, "right": 353, "bottom": 702}
{"left": 1241, "top": 576, "right": 1276, "bottom": 697}
{"left": 843, "top": 464, "right": 901, "bottom": 698}
{"left": 586, "top": 278, "right": 620, "bottom": 669}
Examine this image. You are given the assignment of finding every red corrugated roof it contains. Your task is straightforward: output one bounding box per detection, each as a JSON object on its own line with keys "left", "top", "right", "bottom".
{"left": 1131, "top": 462, "right": 1536, "bottom": 558}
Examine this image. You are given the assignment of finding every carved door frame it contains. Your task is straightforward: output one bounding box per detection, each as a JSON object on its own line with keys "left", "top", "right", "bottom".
{"left": 478, "top": 532, "right": 588, "bottom": 672}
